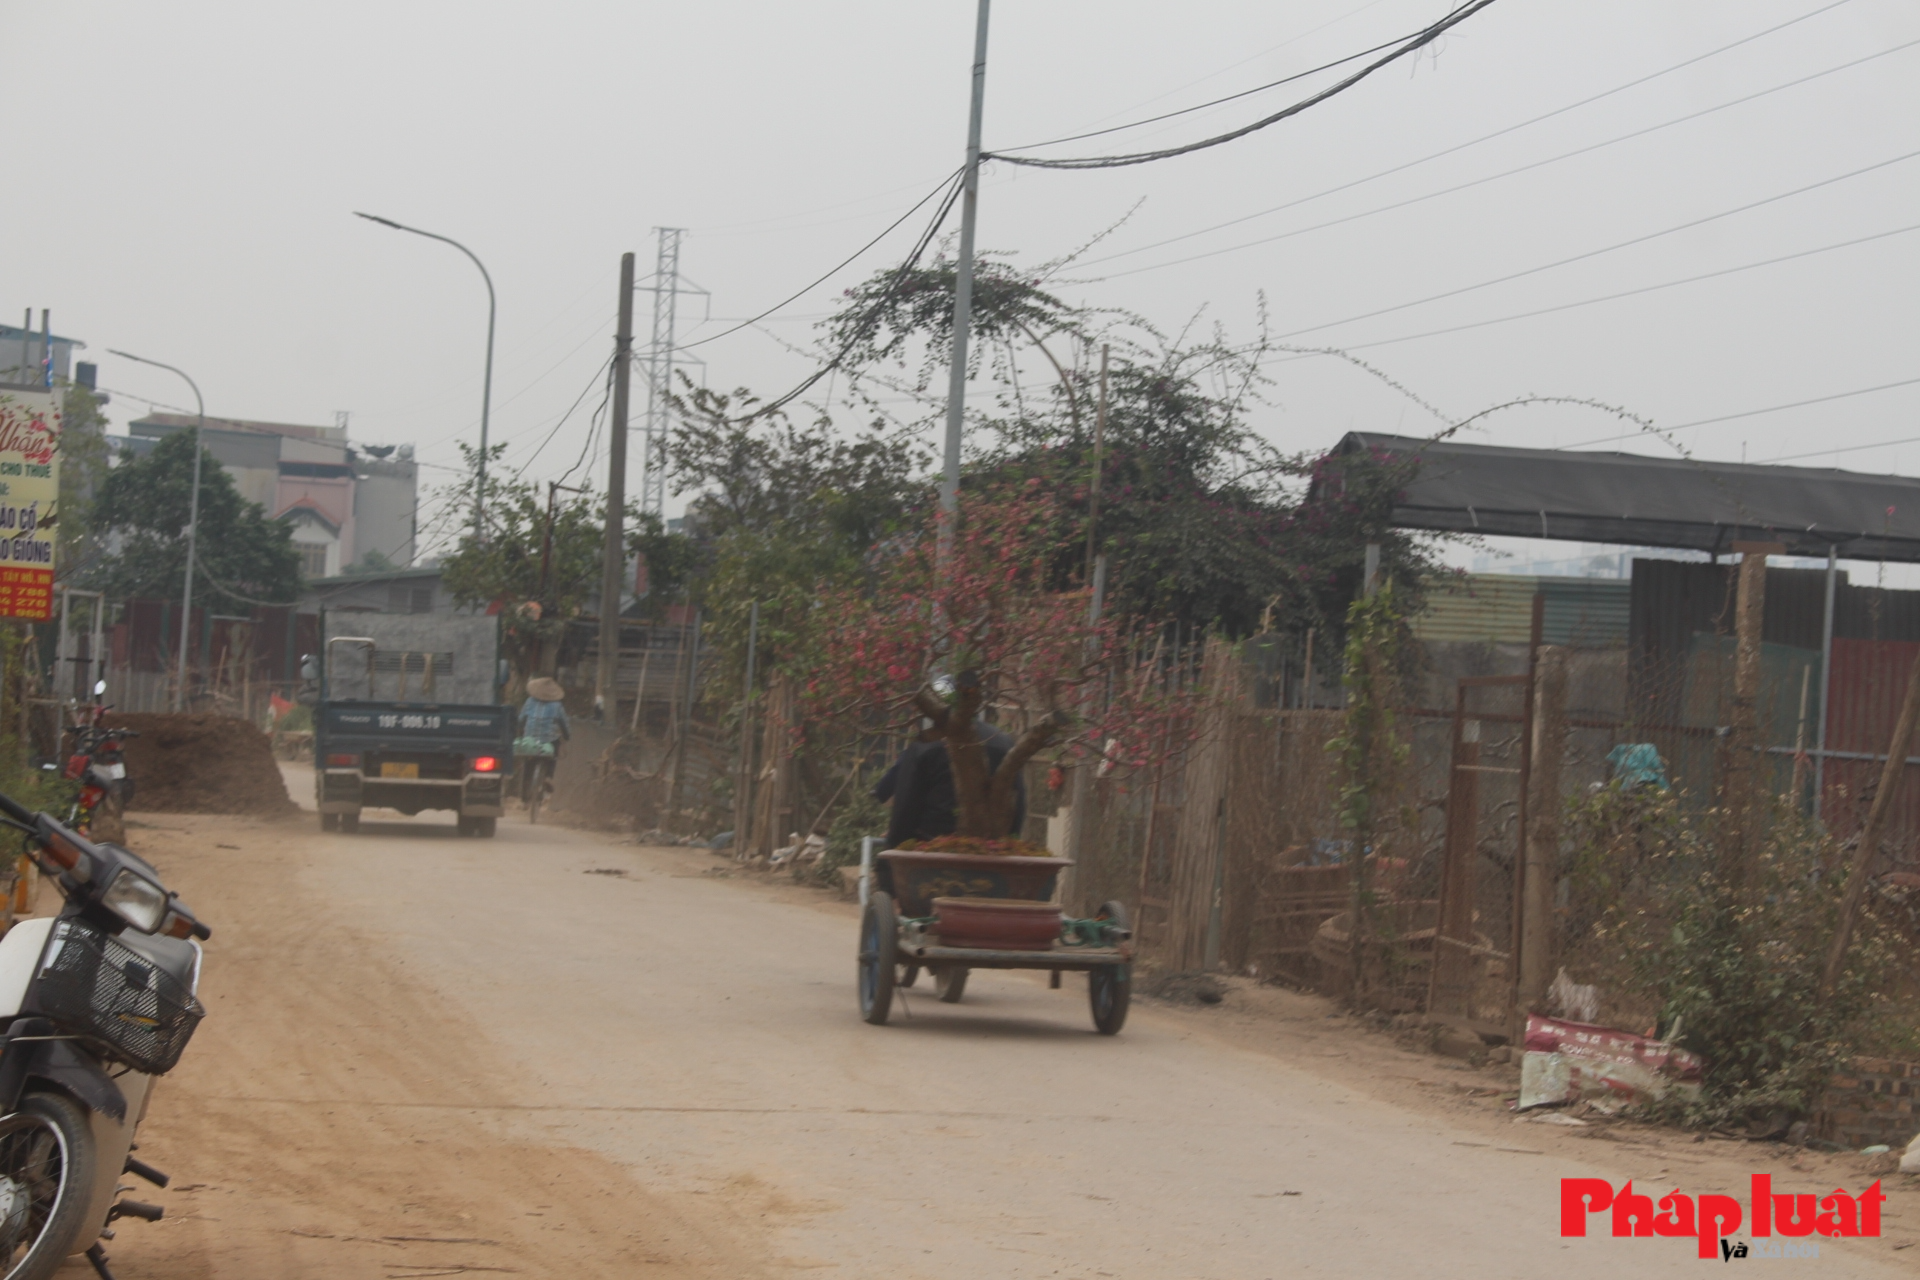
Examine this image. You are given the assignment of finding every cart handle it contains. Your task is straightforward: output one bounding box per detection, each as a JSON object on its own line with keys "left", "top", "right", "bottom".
{"left": 859, "top": 836, "right": 877, "bottom": 908}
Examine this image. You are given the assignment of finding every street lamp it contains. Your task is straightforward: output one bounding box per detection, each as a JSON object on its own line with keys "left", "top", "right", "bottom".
{"left": 106, "top": 349, "right": 203, "bottom": 713}
{"left": 353, "top": 212, "right": 496, "bottom": 539}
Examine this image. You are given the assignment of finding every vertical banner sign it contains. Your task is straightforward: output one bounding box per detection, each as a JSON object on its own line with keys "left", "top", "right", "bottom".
{"left": 0, "top": 387, "right": 61, "bottom": 620}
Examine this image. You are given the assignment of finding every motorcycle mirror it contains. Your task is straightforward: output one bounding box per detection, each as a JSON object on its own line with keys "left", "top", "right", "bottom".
{"left": 92, "top": 680, "right": 107, "bottom": 696}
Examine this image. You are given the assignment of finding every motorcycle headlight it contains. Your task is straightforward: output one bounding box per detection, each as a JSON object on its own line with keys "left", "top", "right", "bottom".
{"left": 101, "top": 869, "right": 169, "bottom": 933}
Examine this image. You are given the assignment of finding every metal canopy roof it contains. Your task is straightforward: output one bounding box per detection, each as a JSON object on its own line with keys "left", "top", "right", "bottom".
{"left": 1337, "top": 432, "right": 1920, "bottom": 563}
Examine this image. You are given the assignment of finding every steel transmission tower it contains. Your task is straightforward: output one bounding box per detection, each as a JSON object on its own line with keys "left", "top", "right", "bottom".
{"left": 635, "top": 228, "right": 707, "bottom": 519}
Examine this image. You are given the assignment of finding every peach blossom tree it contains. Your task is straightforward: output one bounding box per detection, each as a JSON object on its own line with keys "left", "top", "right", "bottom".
{"left": 803, "top": 483, "right": 1190, "bottom": 840}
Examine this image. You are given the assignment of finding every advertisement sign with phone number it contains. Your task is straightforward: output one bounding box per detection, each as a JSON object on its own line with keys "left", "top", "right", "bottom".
{"left": 0, "top": 387, "right": 60, "bottom": 622}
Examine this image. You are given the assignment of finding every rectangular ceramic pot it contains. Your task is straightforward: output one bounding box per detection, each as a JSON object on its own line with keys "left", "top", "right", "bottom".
{"left": 931, "top": 897, "right": 1064, "bottom": 950}
{"left": 877, "top": 850, "right": 1070, "bottom": 917}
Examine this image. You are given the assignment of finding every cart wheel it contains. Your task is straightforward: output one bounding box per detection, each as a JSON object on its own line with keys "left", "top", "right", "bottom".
{"left": 320, "top": 813, "right": 339, "bottom": 832}
{"left": 898, "top": 964, "right": 920, "bottom": 989}
{"left": 934, "top": 965, "right": 969, "bottom": 1003}
{"left": 858, "top": 891, "right": 898, "bottom": 1025}
{"left": 1089, "top": 965, "right": 1130, "bottom": 1035}
{"left": 340, "top": 813, "right": 360, "bottom": 835}
{"left": 1089, "top": 901, "right": 1130, "bottom": 1034}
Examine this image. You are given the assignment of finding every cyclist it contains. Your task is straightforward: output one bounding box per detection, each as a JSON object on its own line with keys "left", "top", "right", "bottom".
{"left": 516, "top": 676, "right": 571, "bottom": 804}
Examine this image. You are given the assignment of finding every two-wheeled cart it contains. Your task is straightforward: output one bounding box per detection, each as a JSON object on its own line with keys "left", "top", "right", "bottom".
{"left": 855, "top": 847, "right": 1133, "bottom": 1034}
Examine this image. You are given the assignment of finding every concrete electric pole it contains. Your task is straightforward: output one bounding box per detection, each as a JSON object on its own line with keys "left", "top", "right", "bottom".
{"left": 939, "top": 0, "right": 992, "bottom": 542}
{"left": 596, "top": 251, "right": 637, "bottom": 720}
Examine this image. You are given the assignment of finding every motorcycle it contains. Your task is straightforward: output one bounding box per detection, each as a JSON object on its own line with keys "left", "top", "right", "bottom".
{"left": 60, "top": 686, "right": 136, "bottom": 847}
{"left": 0, "top": 787, "right": 210, "bottom": 1280}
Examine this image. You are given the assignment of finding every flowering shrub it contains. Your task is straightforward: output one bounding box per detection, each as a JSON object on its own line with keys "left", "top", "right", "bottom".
{"left": 802, "top": 483, "right": 1194, "bottom": 838}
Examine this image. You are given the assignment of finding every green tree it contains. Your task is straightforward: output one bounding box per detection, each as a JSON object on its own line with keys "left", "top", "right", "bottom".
{"left": 437, "top": 443, "right": 696, "bottom": 681}
{"left": 666, "top": 384, "right": 927, "bottom": 699}
{"left": 343, "top": 548, "right": 400, "bottom": 576}
{"left": 53, "top": 384, "right": 113, "bottom": 579}
{"left": 87, "top": 429, "right": 301, "bottom": 607}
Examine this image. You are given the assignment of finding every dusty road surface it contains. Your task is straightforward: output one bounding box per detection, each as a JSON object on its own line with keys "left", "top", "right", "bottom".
{"left": 67, "top": 778, "right": 1914, "bottom": 1279}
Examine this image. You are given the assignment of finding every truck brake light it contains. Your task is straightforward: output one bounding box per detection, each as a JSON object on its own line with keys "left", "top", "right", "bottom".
{"left": 327, "top": 753, "right": 360, "bottom": 767}
{"left": 471, "top": 756, "right": 499, "bottom": 773}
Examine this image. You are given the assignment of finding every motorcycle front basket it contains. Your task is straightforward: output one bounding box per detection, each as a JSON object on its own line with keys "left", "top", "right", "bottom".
{"left": 30, "top": 920, "right": 205, "bottom": 1075}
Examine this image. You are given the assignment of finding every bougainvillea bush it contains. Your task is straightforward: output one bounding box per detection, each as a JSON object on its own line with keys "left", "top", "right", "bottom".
{"left": 802, "top": 482, "right": 1193, "bottom": 840}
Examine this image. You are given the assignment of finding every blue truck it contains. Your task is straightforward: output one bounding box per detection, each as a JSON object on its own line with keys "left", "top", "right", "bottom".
{"left": 310, "top": 612, "right": 512, "bottom": 836}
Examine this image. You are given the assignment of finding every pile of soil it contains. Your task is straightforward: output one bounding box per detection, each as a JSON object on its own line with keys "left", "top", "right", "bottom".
{"left": 107, "top": 713, "right": 298, "bottom": 816}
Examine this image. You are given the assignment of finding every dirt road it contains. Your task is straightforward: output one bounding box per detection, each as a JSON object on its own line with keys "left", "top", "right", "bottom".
{"left": 77, "top": 780, "right": 1914, "bottom": 1279}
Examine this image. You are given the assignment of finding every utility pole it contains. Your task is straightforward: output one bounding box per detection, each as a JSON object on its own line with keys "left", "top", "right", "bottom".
{"left": 597, "top": 251, "right": 636, "bottom": 720}
{"left": 1514, "top": 645, "right": 1569, "bottom": 1040}
{"left": 538, "top": 481, "right": 588, "bottom": 605}
{"left": 1722, "top": 541, "right": 1781, "bottom": 892}
{"left": 938, "top": 0, "right": 992, "bottom": 549}
{"left": 1083, "top": 343, "right": 1108, "bottom": 581}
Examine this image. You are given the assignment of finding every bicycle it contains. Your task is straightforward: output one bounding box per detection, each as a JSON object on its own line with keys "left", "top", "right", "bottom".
{"left": 514, "top": 739, "right": 558, "bottom": 824}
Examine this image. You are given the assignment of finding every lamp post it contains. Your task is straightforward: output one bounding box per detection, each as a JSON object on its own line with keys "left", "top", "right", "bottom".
{"left": 107, "top": 349, "right": 204, "bottom": 713}
{"left": 353, "top": 212, "right": 496, "bottom": 539}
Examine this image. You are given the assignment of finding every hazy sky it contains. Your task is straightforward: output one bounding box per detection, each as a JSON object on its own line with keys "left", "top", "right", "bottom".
{"left": 9, "top": 0, "right": 1918, "bottom": 565}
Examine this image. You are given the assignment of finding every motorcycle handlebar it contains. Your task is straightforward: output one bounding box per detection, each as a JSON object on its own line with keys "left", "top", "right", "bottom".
{"left": 0, "top": 791, "right": 33, "bottom": 829}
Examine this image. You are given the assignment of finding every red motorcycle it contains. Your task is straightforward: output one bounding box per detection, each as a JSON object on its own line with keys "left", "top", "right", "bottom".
{"left": 63, "top": 693, "right": 137, "bottom": 845}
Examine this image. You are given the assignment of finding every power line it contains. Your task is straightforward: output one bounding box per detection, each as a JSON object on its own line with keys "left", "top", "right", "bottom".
{"left": 557, "top": 358, "right": 617, "bottom": 489}
{"left": 1079, "top": 35, "right": 1920, "bottom": 280}
{"left": 748, "top": 168, "right": 969, "bottom": 420}
{"left": 1051, "top": 0, "right": 1397, "bottom": 141}
{"left": 517, "top": 353, "right": 615, "bottom": 472}
{"left": 1773, "top": 426, "right": 1920, "bottom": 464}
{"left": 398, "top": 176, "right": 935, "bottom": 473}
{"left": 1329, "top": 221, "right": 1920, "bottom": 352}
{"left": 1561, "top": 376, "right": 1920, "bottom": 450}
{"left": 1272, "top": 146, "right": 1920, "bottom": 342}
{"left": 1069, "top": 0, "right": 1863, "bottom": 269}
{"left": 987, "top": 0, "right": 1503, "bottom": 172}
{"left": 698, "top": 170, "right": 957, "bottom": 235}
{"left": 993, "top": 18, "right": 1435, "bottom": 154}
{"left": 676, "top": 168, "right": 964, "bottom": 353}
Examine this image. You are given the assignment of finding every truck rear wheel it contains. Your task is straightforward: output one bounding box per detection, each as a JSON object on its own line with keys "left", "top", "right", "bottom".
{"left": 473, "top": 817, "right": 496, "bottom": 838}
{"left": 340, "top": 813, "right": 360, "bottom": 834}
{"left": 320, "top": 813, "right": 338, "bottom": 832}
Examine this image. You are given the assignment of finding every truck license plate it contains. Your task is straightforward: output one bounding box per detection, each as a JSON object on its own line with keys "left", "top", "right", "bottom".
{"left": 380, "top": 762, "right": 420, "bottom": 778}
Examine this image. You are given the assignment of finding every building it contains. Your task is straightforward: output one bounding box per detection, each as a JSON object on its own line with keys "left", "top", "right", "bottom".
{"left": 299, "top": 565, "right": 450, "bottom": 615}
{"left": 122, "top": 413, "right": 417, "bottom": 577}
{"left": 0, "top": 321, "right": 82, "bottom": 386}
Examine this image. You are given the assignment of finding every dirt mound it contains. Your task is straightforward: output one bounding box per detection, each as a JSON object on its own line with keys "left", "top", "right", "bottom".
{"left": 108, "top": 713, "right": 298, "bottom": 816}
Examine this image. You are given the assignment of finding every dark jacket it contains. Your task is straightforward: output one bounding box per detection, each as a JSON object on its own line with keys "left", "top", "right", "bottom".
{"left": 880, "top": 721, "right": 1026, "bottom": 849}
